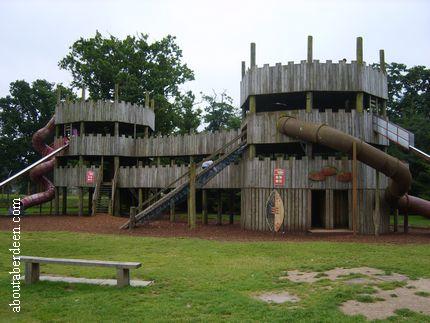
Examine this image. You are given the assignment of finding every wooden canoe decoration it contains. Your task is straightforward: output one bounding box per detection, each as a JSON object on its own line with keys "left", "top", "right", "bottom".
{"left": 308, "top": 171, "right": 326, "bottom": 181}
{"left": 336, "top": 172, "right": 352, "bottom": 182}
{"left": 266, "top": 190, "right": 285, "bottom": 232}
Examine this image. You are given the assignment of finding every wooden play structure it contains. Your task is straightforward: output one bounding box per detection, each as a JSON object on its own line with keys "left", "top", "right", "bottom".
{"left": 4, "top": 36, "right": 430, "bottom": 234}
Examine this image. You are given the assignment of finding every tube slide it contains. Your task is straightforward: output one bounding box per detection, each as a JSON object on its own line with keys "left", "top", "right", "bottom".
{"left": 277, "top": 116, "right": 430, "bottom": 218}
{"left": 19, "top": 116, "right": 61, "bottom": 209}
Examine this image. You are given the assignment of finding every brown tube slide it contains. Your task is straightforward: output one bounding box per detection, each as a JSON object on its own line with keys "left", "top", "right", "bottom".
{"left": 277, "top": 116, "right": 430, "bottom": 218}
{"left": 20, "top": 116, "right": 58, "bottom": 209}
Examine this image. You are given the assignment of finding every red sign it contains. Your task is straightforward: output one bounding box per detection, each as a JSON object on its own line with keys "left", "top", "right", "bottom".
{"left": 86, "top": 170, "right": 95, "bottom": 184}
{"left": 273, "top": 168, "right": 286, "bottom": 187}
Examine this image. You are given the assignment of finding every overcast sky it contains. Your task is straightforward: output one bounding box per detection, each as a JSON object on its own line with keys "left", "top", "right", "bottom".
{"left": 0, "top": 0, "right": 429, "bottom": 106}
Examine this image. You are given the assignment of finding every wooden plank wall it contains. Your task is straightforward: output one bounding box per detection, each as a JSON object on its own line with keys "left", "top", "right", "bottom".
{"left": 240, "top": 60, "right": 388, "bottom": 106}
{"left": 66, "top": 129, "right": 240, "bottom": 157}
{"left": 54, "top": 166, "right": 99, "bottom": 187}
{"left": 241, "top": 188, "right": 389, "bottom": 234}
{"left": 247, "top": 110, "right": 388, "bottom": 146}
{"left": 55, "top": 101, "right": 155, "bottom": 129}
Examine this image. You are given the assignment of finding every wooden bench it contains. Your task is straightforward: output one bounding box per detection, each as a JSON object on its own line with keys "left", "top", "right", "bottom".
{"left": 21, "top": 256, "right": 141, "bottom": 287}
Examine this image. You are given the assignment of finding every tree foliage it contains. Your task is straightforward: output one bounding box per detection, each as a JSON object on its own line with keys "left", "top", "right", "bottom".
{"left": 383, "top": 63, "right": 430, "bottom": 199}
{"left": 0, "top": 80, "right": 73, "bottom": 181}
{"left": 202, "top": 91, "right": 241, "bottom": 132}
{"left": 58, "top": 31, "right": 195, "bottom": 134}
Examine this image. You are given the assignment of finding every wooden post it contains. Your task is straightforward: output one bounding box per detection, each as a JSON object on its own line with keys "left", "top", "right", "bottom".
{"left": 250, "top": 42, "right": 256, "bottom": 68}
{"left": 373, "top": 171, "right": 380, "bottom": 236}
{"left": 114, "top": 84, "right": 119, "bottom": 102}
{"left": 307, "top": 35, "right": 313, "bottom": 63}
{"left": 54, "top": 187, "right": 59, "bottom": 215}
{"left": 138, "top": 188, "right": 143, "bottom": 211}
{"left": 202, "top": 189, "right": 208, "bottom": 225}
{"left": 150, "top": 99, "right": 155, "bottom": 110}
{"left": 145, "top": 92, "right": 150, "bottom": 108}
{"left": 81, "top": 87, "right": 86, "bottom": 101}
{"left": 248, "top": 95, "right": 256, "bottom": 158}
{"left": 78, "top": 187, "right": 83, "bottom": 216}
{"left": 170, "top": 199, "right": 175, "bottom": 222}
{"left": 229, "top": 191, "right": 234, "bottom": 224}
{"left": 61, "top": 187, "right": 67, "bottom": 215}
{"left": 352, "top": 142, "right": 358, "bottom": 235}
{"left": 114, "top": 122, "right": 119, "bottom": 137}
{"left": 356, "top": 92, "right": 364, "bottom": 113}
{"left": 394, "top": 209, "right": 398, "bottom": 232}
{"left": 56, "top": 87, "right": 61, "bottom": 104}
{"left": 306, "top": 92, "right": 313, "bottom": 113}
{"left": 129, "top": 207, "right": 136, "bottom": 230}
{"left": 133, "top": 124, "right": 137, "bottom": 139}
{"left": 188, "top": 162, "right": 196, "bottom": 229}
{"left": 25, "top": 262, "right": 40, "bottom": 284}
{"left": 88, "top": 188, "right": 93, "bottom": 216}
{"left": 403, "top": 209, "right": 409, "bottom": 234}
{"left": 356, "top": 37, "right": 363, "bottom": 65}
{"left": 217, "top": 190, "right": 222, "bottom": 225}
{"left": 379, "top": 49, "right": 386, "bottom": 73}
{"left": 241, "top": 61, "right": 246, "bottom": 78}
{"left": 381, "top": 100, "right": 387, "bottom": 117}
{"left": 113, "top": 157, "right": 120, "bottom": 216}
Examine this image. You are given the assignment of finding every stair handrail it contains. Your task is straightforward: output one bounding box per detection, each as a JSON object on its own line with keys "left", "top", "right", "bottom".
{"left": 137, "top": 131, "right": 246, "bottom": 213}
{"left": 91, "top": 163, "right": 104, "bottom": 216}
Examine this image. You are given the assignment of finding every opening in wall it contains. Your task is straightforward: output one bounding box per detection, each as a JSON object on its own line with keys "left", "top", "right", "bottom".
{"left": 311, "top": 190, "right": 325, "bottom": 228}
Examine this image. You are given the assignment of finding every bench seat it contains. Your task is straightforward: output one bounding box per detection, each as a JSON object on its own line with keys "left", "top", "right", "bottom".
{"left": 21, "top": 256, "right": 141, "bottom": 287}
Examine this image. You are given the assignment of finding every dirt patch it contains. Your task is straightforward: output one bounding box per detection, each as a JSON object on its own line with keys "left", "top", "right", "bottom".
{"left": 340, "top": 279, "right": 430, "bottom": 320}
{"left": 1, "top": 214, "right": 430, "bottom": 243}
{"left": 281, "top": 267, "right": 430, "bottom": 320}
{"left": 255, "top": 291, "right": 300, "bottom": 304}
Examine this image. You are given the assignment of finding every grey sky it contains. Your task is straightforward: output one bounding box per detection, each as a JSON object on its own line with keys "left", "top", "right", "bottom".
{"left": 0, "top": 0, "right": 429, "bottom": 105}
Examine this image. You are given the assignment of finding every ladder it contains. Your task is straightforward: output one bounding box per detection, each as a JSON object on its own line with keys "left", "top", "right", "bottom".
{"left": 121, "top": 134, "right": 246, "bottom": 229}
{"left": 95, "top": 185, "right": 111, "bottom": 213}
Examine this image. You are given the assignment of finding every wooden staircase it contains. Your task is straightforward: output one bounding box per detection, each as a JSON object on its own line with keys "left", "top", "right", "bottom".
{"left": 121, "top": 134, "right": 247, "bottom": 229}
{"left": 95, "top": 184, "right": 112, "bottom": 214}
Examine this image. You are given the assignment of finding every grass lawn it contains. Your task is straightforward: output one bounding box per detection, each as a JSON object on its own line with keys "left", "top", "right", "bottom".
{"left": 1, "top": 231, "right": 430, "bottom": 322}
{"left": 390, "top": 215, "right": 430, "bottom": 228}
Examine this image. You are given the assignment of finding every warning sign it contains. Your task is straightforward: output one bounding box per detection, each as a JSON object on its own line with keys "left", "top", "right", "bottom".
{"left": 273, "top": 168, "right": 286, "bottom": 187}
{"left": 86, "top": 170, "right": 95, "bottom": 184}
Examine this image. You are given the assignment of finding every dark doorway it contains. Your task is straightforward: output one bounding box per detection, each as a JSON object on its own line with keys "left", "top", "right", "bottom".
{"left": 311, "top": 190, "right": 325, "bottom": 228}
{"left": 333, "top": 190, "right": 349, "bottom": 228}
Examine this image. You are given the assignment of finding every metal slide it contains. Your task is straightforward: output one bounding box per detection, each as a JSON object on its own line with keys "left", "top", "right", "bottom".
{"left": 121, "top": 143, "right": 246, "bottom": 229}
{"left": 277, "top": 116, "right": 430, "bottom": 218}
{"left": 373, "top": 115, "right": 430, "bottom": 162}
{"left": 0, "top": 116, "right": 69, "bottom": 210}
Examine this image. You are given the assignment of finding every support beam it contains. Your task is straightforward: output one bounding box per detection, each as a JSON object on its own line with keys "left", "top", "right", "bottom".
{"left": 352, "top": 142, "right": 358, "bottom": 235}
{"left": 25, "top": 262, "right": 40, "bottom": 284}
{"left": 78, "top": 187, "right": 84, "bottom": 216}
{"left": 88, "top": 188, "right": 93, "bottom": 216}
{"left": 403, "top": 209, "right": 409, "bottom": 234}
{"left": 202, "top": 189, "right": 208, "bottom": 225}
{"left": 188, "top": 162, "right": 196, "bottom": 229}
{"left": 54, "top": 187, "right": 59, "bottom": 215}
{"left": 356, "top": 92, "right": 364, "bottom": 113}
{"left": 61, "top": 187, "right": 67, "bottom": 215}
{"left": 306, "top": 92, "right": 313, "bottom": 113}
{"left": 307, "top": 35, "right": 313, "bottom": 63}
{"left": 241, "top": 61, "right": 246, "bottom": 78}
{"left": 114, "top": 84, "right": 119, "bottom": 102}
{"left": 170, "top": 199, "right": 175, "bottom": 222}
{"left": 374, "top": 171, "right": 380, "bottom": 236}
{"left": 129, "top": 207, "right": 136, "bottom": 231}
{"left": 229, "top": 191, "right": 234, "bottom": 225}
{"left": 379, "top": 49, "right": 386, "bottom": 73}
{"left": 394, "top": 209, "right": 398, "bottom": 232}
{"left": 356, "top": 37, "right": 363, "bottom": 65}
{"left": 217, "top": 190, "right": 222, "bottom": 225}
{"left": 114, "top": 122, "right": 119, "bottom": 137}
{"left": 138, "top": 188, "right": 143, "bottom": 212}
{"left": 250, "top": 42, "right": 256, "bottom": 68}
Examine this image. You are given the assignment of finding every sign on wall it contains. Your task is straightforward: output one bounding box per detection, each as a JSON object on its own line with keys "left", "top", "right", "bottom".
{"left": 86, "top": 170, "right": 95, "bottom": 184}
{"left": 273, "top": 168, "right": 286, "bottom": 187}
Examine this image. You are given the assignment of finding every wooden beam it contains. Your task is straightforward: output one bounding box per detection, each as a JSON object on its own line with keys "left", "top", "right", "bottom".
{"left": 202, "top": 189, "right": 208, "bottom": 225}
{"left": 114, "top": 84, "right": 119, "bottom": 102}
{"left": 188, "top": 162, "right": 196, "bottom": 229}
{"left": 379, "top": 49, "right": 386, "bottom": 73}
{"left": 403, "top": 209, "right": 409, "bottom": 234}
{"left": 78, "top": 187, "right": 83, "bottom": 216}
{"left": 170, "top": 199, "right": 175, "bottom": 222}
{"left": 217, "top": 190, "right": 222, "bottom": 225}
{"left": 374, "top": 171, "right": 380, "bottom": 236}
{"left": 114, "top": 122, "right": 119, "bottom": 137}
{"left": 250, "top": 42, "right": 256, "bottom": 68}
{"left": 129, "top": 207, "right": 136, "bottom": 231}
{"left": 352, "top": 142, "right": 358, "bottom": 235}
{"left": 81, "top": 87, "right": 86, "bottom": 101}
{"left": 306, "top": 92, "right": 313, "bottom": 113}
{"left": 394, "top": 209, "right": 398, "bottom": 232}
{"left": 54, "top": 187, "right": 59, "bottom": 215}
{"left": 249, "top": 95, "right": 256, "bottom": 114}
{"left": 356, "top": 37, "right": 363, "bottom": 65}
{"left": 61, "top": 187, "right": 67, "bottom": 215}
{"left": 88, "top": 188, "right": 93, "bottom": 216}
{"left": 241, "top": 61, "right": 246, "bottom": 78}
{"left": 229, "top": 191, "right": 234, "bottom": 225}
{"left": 356, "top": 92, "right": 364, "bottom": 113}
{"left": 138, "top": 188, "right": 143, "bottom": 212}
{"left": 307, "top": 35, "right": 313, "bottom": 63}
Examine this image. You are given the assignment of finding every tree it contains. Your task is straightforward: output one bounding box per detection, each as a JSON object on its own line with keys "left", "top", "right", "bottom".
{"left": 0, "top": 80, "right": 74, "bottom": 184}
{"left": 202, "top": 91, "right": 241, "bottom": 132}
{"left": 382, "top": 63, "right": 430, "bottom": 200}
{"left": 174, "top": 91, "right": 202, "bottom": 134}
{"left": 59, "top": 31, "right": 195, "bottom": 134}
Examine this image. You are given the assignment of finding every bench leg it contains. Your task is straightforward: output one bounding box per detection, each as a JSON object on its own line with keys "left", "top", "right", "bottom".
{"left": 25, "top": 262, "right": 40, "bottom": 284}
{"left": 116, "top": 268, "right": 130, "bottom": 287}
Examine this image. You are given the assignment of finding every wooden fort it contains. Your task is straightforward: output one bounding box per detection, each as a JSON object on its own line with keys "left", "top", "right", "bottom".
{"left": 53, "top": 36, "right": 391, "bottom": 234}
